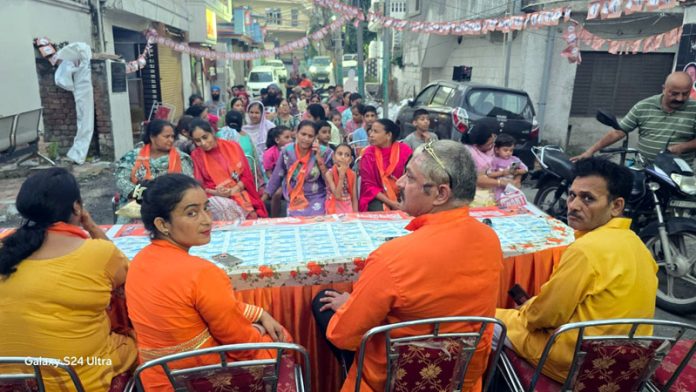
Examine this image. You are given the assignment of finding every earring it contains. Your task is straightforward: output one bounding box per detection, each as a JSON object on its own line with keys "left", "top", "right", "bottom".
{"left": 162, "top": 230, "right": 170, "bottom": 236}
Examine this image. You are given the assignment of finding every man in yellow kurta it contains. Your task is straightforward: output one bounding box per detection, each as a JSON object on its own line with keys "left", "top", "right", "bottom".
{"left": 496, "top": 157, "right": 658, "bottom": 382}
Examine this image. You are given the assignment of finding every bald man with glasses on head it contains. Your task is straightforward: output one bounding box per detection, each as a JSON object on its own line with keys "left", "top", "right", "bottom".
{"left": 312, "top": 140, "right": 504, "bottom": 392}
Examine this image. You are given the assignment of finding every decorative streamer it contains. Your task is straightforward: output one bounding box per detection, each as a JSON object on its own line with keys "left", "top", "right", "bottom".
{"left": 562, "top": 20, "right": 682, "bottom": 63}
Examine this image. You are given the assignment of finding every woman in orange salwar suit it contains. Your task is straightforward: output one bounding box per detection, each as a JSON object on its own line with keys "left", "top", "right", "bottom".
{"left": 125, "top": 174, "right": 288, "bottom": 391}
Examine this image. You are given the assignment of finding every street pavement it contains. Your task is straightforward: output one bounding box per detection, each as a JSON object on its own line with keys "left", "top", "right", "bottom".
{"left": 0, "top": 162, "right": 694, "bottom": 334}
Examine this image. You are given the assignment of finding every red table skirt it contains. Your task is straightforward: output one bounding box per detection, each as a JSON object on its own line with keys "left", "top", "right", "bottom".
{"left": 236, "top": 246, "right": 567, "bottom": 392}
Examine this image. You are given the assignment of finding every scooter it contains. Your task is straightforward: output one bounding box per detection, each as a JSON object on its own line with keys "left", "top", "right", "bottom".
{"left": 532, "top": 110, "right": 696, "bottom": 314}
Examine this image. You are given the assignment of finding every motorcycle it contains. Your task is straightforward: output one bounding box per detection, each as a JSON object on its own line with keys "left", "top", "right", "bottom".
{"left": 533, "top": 110, "right": 696, "bottom": 314}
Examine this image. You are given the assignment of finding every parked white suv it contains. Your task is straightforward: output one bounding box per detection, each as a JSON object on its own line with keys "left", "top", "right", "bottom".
{"left": 265, "top": 59, "right": 288, "bottom": 83}
{"left": 246, "top": 66, "right": 282, "bottom": 98}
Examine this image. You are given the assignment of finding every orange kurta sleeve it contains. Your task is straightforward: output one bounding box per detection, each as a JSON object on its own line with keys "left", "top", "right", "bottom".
{"left": 194, "top": 265, "right": 266, "bottom": 346}
{"left": 326, "top": 252, "right": 399, "bottom": 350}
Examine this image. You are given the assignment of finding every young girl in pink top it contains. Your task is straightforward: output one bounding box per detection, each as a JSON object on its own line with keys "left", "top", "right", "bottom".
{"left": 325, "top": 144, "right": 359, "bottom": 214}
{"left": 263, "top": 126, "right": 293, "bottom": 217}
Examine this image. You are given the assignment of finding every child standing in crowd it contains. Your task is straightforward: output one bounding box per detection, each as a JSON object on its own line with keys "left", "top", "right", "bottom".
{"left": 263, "top": 126, "right": 294, "bottom": 217}
{"left": 325, "top": 144, "right": 358, "bottom": 214}
{"left": 403, "top": 109, "right": 438, "bottom": 150}
{"left": 330, "top": 110, "right": 345, "bottom": 142}
{"left": 350, "top": 105, "right": 377, "bottom": 149}
{"left": 487, "top": 133, "right": 528, "bottom": 199}
{"left": 263, "top": 126, "right": 293, "bottom": 179}
{"left": 317, "top": 121, "right": 336, "bottom": 150}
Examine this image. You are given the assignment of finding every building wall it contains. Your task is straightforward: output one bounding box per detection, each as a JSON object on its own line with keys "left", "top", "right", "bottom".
{"left": 0, "top": 0, "right": 92, "bottom": 120}
{"left": 396, "top": 0, "right": 683, "bottom": 147}
{"left": 36, "top": 58, "right": 119, "bottom": 160}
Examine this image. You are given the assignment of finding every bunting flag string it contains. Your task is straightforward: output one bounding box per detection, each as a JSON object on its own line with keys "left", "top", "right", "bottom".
{"left": 313, "top": 0, "right": 571, "bottom": 35}
{"left": 143, "top": 15, "right": 348, "bottom": 61}
{"left": 586, "top": 0, "right": 682, "bottom": 20}
{"left": 562, "top": 20, "right": 682, "bottom": 64}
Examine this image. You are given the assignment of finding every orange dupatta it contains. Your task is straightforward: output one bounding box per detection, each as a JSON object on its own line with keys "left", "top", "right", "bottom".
{"left": 130, "top": 144, "right": 182, "bottom": 184}
{"left": 374, "top": 143, "right": 401, "bottom": 211}
{"left": 326, "top": 166, "right": 356, "bottom": 214}
{"left": 199, "top": 141, "right": 254, "bottom": 213}
{"left": 46, "top": 222, "right": 89, "bottom": 239}
{"left": 286, "top": 144, "right": 312, "bottom": 212}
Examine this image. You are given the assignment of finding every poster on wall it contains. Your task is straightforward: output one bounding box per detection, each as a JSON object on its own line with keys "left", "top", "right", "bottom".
{"left": 676, "top": 24, "right": 696, "bottom": 100}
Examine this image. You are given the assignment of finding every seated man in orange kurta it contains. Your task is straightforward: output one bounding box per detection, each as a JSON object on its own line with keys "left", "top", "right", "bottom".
{"left": 312, "top": 140, "right": 504, "bottom": 392}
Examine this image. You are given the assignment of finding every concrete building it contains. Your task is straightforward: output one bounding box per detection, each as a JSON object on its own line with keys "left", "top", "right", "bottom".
{"left": 0, "top": 0, "right": 232, "bottom": 160}
{"left": 232, "top": 0, "right": 313, "bottom": 64}
{"left": 394, "top": 0, "right": 684, "bottom": 150}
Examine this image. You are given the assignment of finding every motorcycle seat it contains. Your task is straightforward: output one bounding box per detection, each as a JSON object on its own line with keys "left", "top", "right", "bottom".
{"left": 629, "top": 168, "right": 646, "bottom": 202}
{"left": 542, "top": 148, "right": 574, "bottom": 181}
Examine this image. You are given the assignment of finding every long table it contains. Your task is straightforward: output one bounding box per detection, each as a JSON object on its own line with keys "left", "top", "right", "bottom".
{"left": 0, "top": 206, "right": 573, "bottom": 391}
{"left": 104, "top": 206, "right": 573, "bottom": 391}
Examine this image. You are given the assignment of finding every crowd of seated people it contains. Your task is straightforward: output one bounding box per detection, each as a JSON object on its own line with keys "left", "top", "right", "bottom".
{"left": 0, "top": 80, "right": 669, "bottom": 391}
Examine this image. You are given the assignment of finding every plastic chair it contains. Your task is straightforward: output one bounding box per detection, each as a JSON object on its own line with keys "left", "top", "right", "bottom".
{"left": 354, "top": 316, "right": 506, "bottom": 392}
{"left": 497, "top": 318, "right": 696, "bottom": 392}
{"left": 0, "top": 356, "right": 85, "bottom": 391}
{"left": 13, "top": 108, "right": 55, "bottom": 166}
{"left": 130, "top": 342, "right": 310, "bottom": 392}
{"left": 0, "top": 114, "right": 16, "bottom": 155}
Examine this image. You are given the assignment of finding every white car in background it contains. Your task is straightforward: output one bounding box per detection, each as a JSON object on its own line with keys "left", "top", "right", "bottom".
{"left": 309, "top": 56, "right": 333, "bottom": 84}
{"left": 265, "top": 59, "right": 288, "bottom": 83}
{"left": 246, "top": 66, "right": 282, "bottom": 98}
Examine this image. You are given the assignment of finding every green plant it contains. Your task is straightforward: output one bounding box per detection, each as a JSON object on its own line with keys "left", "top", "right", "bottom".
{"left": 46, "top": 142, "right": 59, "bottom": 161}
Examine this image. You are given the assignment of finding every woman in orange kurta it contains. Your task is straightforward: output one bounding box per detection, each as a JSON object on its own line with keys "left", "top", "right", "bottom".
{"left": 125, "top": 174, "right": 288, "bottom": 391}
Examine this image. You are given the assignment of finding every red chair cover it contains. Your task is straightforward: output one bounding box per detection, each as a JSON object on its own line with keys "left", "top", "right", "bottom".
{"left": 387, "top": 337, "right": 474, "bottom": 391}
{"left": 172, "top": 355, "right": 298, "bottom": 392}
{"left": 652, "top": 339, "right": 696, "bottom": 392}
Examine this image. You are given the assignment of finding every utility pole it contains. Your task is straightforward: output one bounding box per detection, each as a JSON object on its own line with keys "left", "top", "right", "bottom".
{"left": 503, "top": 0, "right": 513, "bottom": 87}
{"left": 335, "top": 22, "right": 343, "bottom": 87}
{"left": 382, "top": 0, "right": 391, "bottom": 117}
{"left": 355, "top": 0, "right": 365, "bottom": 96}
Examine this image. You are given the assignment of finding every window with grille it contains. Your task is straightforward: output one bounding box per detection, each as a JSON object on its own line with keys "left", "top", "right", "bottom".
{"left": 570, "top": 52, "right": 674, "bottom": 116}
{"left": 266, "top": 8, "right": 281, "bottom": 25}
{"left": 291, "top": 8, "right": 298, "bottom": 27}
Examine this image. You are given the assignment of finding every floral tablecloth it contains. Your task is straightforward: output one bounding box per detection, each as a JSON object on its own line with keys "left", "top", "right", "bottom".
{"left": 101, "top": 206, "right": 574, "bottom": 290}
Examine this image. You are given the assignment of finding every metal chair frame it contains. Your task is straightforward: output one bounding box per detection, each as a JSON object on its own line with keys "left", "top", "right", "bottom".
{"left": 245, "top": 154, "right": 261, "bottom": 191}
{"left": 354, "top": 316, "right": 506, "bottom": 392}
{"left": 0, "top": 356, "right": 85, "bottom": 392}
{"left": 497, "top": 318, "right": 696, "bottom": 392}
{"left": 130, "top": 342, "right": 310, "bottom": 392}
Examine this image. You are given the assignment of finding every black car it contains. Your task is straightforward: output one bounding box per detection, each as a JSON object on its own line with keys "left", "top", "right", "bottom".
{"left": 395, "top": 80, "right": 539, "bottom": 168}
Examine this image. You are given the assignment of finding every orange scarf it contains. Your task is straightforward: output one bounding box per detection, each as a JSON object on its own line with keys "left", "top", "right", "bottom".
{"left": 374, "top": 143, "right": 401, "bottom": 211}
{"left": 130, "top": 144, "right": 182, "bottom": 184}
{"left": 46, "top": 222, "right": 89, "bottom": 239}
{"left": 199, "top": 140, "right": 254, "bottom": 213}
{"left": 286, "top": 144, "right": 312, "bottom": 211}
{"left": 326, "top": 166, "right": 356, "bottom": 214}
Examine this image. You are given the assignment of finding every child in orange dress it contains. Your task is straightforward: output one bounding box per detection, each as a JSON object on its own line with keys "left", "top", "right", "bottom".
{"left": 325, "top": 144, "right": 358, "bottom": 214}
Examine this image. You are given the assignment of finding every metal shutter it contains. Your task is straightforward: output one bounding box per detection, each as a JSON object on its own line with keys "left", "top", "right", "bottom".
{"left": 157, "top": 44, "right": 184, "bottom": 119}
{"left": 571, "top": 52, "right": 674, "bottom": 116}
{"left": 139, "top": 43, "right": 161, "bottom": 117}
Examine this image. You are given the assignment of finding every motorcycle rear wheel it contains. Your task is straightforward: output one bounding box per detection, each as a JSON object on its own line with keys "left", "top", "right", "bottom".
{"left": 533, "top": 179, "right": 567, "bottom": 221}
{"left": 642, "top": 230, "right": 696, "bottom": 315}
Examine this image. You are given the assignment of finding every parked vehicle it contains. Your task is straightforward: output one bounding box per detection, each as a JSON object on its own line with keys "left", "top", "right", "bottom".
{"left": 309, "top": 56, "right": 333, "bottom": 84}
{"left": 395, "top": 80, "right": 539, "bottom": 168}
{"left": 246, "top": 66, "right": 282, "bottom": 98}
{"left": 343, "top": 53, "right": 357, "bottom": 62}
{"left": 533, "top": 110, "right": 696, "bottom": 314}
{"left": 265, "top": 59, "right": 288, "bottom": 83}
